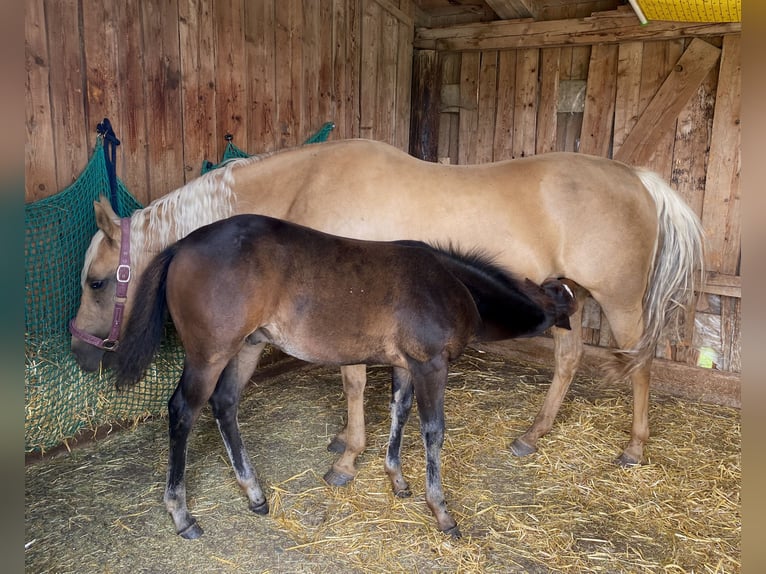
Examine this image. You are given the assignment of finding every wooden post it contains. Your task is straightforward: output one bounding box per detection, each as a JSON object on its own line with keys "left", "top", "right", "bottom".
{"left": 409, "top": 49, "right": 441, "bottom": 161}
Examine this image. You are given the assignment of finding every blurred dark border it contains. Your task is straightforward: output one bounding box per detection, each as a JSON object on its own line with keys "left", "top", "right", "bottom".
{"left": 741, "top": 3, "right": 765, "bottom": 572}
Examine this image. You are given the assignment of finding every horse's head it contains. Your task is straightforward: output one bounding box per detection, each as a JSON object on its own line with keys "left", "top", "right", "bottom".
{"left": 70, "top": 197, "right": 135, "bottom": 372}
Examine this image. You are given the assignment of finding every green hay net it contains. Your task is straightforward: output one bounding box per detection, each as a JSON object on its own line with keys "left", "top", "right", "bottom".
{"left": 24, "top": 136, "right": 184, "bottom": 453}
{"left": 200, "top": 122, "right": 336, "bottom": 174}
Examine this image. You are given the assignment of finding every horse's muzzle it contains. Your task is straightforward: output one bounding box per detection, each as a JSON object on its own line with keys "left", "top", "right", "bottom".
{"left": 70, "top": 337, "right": 107, "bottom": 372}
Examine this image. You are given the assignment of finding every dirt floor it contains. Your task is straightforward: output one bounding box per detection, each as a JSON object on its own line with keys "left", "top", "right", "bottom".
{"left": 25, "top": 348, "right": 740, "bottom": 573}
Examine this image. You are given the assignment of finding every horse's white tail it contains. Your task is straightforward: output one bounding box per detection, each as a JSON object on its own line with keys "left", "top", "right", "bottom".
{"left": 610, "top": 169, "right": 706, "bottom": 380}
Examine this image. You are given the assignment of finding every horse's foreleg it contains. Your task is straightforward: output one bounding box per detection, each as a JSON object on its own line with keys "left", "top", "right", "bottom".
{"left": 327, "top": 365, "right": 366, "bottom": 454}
{"left": 412, "top": 359, "right": 459, "bottom": 538}
{"left": 210, "top": 344, "right": 269, "bottom": 514}
{"left": 165, "top": 365, "right": 222, "bottom": 540}
{"left": 511, "top": 304, "right": 584, "bottom": 458}
{"left": 384, "top": 366, "right": 414, "bottom": 498}
{"left": 324, "top": 364, "right": 367, "bottom": 486}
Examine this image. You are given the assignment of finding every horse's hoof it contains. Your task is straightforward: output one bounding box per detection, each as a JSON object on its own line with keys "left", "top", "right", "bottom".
{"left": 509, "top": 438, "right": 537, "bottom": 457}
{"left": 250, "top": 500, "right": 269, "bottom": 515}
{"left": 323, "top": 468, "right": 355, "bottom": 487}
{"left": 442, "top": 524, "right": 462, "bottom": 539}
{"left": 393, "top": 486, "right": 412, "bottom": 498}
{"left": 178, "top": 521, "right": 204, "bottom": 540}
{"left": 615, "top": 452, "right": 642, "bottom": 467}
{"left": 327, "top": 437, "right": 346, "bottom": 454}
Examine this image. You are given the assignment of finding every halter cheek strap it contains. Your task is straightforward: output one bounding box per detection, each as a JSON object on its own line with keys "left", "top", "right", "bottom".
{"left": 69, "top": 218, "right": 132, "bottom": 351}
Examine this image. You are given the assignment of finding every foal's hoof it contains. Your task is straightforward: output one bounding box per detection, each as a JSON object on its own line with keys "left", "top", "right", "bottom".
{"left": 323, "top": 468, "right": 355, "bottom": 487}
{"left": 250, "top": 500, "right": 269, "bottom": 515}
{"left": 327, "top": 437, "right": 346, "bottom": 454}
{"left": 178, "top": 521, "right": 204, "bottom": 540}
{"left": 614, "top": 452, "right": 642, "bottom": 468}
{"left": 442, "top": 524, "right": 462, "bottom": 539}
{"left": 509, "top": 438, "right": 537, "bottom": 457}
{"left": 393, "top": 485, "right": 412, "bottom": 498}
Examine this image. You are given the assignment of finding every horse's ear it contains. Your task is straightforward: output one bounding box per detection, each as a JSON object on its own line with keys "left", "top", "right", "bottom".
{"left": 94, "top": 196, "right": 121, "bottom": 244}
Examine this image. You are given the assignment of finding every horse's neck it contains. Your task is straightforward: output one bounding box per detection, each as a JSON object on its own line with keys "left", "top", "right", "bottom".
{"left": 130, "top": 171, "right": 238, "bottom": 268}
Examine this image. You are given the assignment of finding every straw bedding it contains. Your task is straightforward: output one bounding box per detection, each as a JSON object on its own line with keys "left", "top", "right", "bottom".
{"left": 25, "top": 348, "right": 740, "bottom": 573}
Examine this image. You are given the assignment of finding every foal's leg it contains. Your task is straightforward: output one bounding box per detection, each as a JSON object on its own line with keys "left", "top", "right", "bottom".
{"left": 209, "top": 343, "right": 269, "bottom": 514}
{"left": 384, "top": 366, "right": 414, "bottom": 497}
{"left": 324, "top": 364, "right": 367, "bottom": 486}
{"left": 510, "top": 298, "right": 585, "bottom": 458}
{"left": 165, "top": 361, "right": 227, "bottom": 539}
{"left": 411, "top": 358, "right": 459, "bottom": 538}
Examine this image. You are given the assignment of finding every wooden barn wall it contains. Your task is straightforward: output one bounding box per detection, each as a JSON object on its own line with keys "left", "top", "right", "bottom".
{"left": 414, "top": 12, "right": 741, "bottom": 374}
{"left": 25, "top": 0, "right": 415, "bottom": 206}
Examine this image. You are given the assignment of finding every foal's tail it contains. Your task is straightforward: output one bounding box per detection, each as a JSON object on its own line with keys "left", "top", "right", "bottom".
{"left": 113, "top": 245, "right": 179, "bottom": 389}
{"left": 610, "top": 168, "right": 706, "bottom": 380}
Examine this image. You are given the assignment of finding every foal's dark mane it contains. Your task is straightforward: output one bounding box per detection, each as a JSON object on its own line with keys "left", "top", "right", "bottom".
{"left": 394, "top": 239, "right": 526, "bottom": 294}
{"left": 394, "top": 239, "right": 557, "bottom": 342}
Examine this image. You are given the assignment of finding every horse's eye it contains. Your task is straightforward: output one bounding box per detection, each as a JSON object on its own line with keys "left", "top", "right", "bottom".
{"left": 89, "top": 279, "right": 106, "bottom": 290}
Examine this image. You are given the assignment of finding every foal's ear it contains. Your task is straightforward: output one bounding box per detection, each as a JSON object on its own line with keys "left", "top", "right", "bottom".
{"left": 94, "top": 196, "right": 121, "bottom": 245}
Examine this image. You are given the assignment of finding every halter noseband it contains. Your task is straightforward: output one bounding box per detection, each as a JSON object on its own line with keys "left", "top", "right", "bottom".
{"left": 69, "top": 218, "right": 132, "bottom": 351}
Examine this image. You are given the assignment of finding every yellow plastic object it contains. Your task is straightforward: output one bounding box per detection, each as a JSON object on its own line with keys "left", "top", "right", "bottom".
{"left": 635, "top": 0, "right": 740, "bottom": 22}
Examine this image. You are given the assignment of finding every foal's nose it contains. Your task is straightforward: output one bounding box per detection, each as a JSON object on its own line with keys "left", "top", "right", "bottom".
{"left": 540, "top": 277, "right": 577, "bottom": 330}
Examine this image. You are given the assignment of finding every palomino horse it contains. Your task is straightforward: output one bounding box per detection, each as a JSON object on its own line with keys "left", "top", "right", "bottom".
{"left": 71, "top": 138, "right": 704, "bottom": 474}
{"left": 111, "top": 213, "right": 576, "bottom": 538}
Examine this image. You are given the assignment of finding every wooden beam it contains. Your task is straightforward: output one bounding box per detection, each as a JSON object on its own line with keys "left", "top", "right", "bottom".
{"left": 579, "top": 43, "right": 618, "bottom": 156}
{"left": 614, "top": 38, "right": 720, "bottom": 166}
{"left": 703, "top": 272, "right": 741, "bottom": 299}
{"left": 474, "top": 338, "right": 741, "bottom": 408}
{"left": 535, "top": 47, "right": 560, "bottom": 154}
{"left": 25, "top": 0, "right": 56, "bottom": 202}
{"left": 702, "top": 34, "right": 741, "bottom": 275}
{"left": 458, "top": 51, "right": 480, "bottom": 164}
{"left": 370, "top": 0, "right": 413, "bottom": 27}
{"left": 409, "top": 50, "right": 441, "bottom": 161}
{"left": 46, "top": 0, "right": 89, "bottom": 191}
{"left": 485, "top": 0, "right": 533, "bottom": 20}
{"left": 414, "top": 8, "right": 740, "bottom": 51}
{"left": 512, "top": 49, "right": 538, "bottom": 158}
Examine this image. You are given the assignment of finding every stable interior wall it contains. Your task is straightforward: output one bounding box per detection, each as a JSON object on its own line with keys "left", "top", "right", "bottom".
{"left": 26, "top": 0, "right": 415, "bottom": 206}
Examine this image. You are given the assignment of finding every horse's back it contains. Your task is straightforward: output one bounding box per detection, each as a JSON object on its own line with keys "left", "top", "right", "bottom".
{"left": 231, "top": 140, "right": 658, "bottom": 292}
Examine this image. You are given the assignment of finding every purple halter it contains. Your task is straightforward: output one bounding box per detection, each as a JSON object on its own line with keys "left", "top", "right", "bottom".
{"left": 69, "top": 218, "right": 132, "bottom": 351}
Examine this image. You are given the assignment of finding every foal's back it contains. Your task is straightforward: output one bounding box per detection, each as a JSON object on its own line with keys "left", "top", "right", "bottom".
{"left": 165, "top": 214, "right": 480, "bottom": 369}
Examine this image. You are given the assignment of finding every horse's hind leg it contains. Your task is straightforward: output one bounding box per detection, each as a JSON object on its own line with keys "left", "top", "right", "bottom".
{"left": 209, "top": 343, "right": 269, "bottom": 514}
{"left": 324, "top": 364, "right": 367, "bottom": 487}
{"left": 617, "top": 362, "right": 651, "bottom": 466}
{"left": 510, "top": 300, "right": 585, "bottom": 458}
{"left": 165, "top": 362, "right": 227, "bottom": 539}
{"left": 597, "top": 304, "right": 651, "bottom": 466}
{"left": 411, "top": 358, "right": 459, "bottom": 538}
{"left": 384, "top": 366, "right": 414, "bottom": 498}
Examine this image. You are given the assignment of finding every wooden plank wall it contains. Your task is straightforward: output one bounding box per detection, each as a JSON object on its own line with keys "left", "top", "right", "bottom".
{"left": 25, "top": 0, "right": 415, "bottom": 206}
{"left": 430, "top": 27, "right": 741, "bottom": 373}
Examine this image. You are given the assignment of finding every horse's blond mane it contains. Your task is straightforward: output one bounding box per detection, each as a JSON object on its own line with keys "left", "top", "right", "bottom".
{"left": 81, "top": 145, "right": 299, "bottom": 282}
